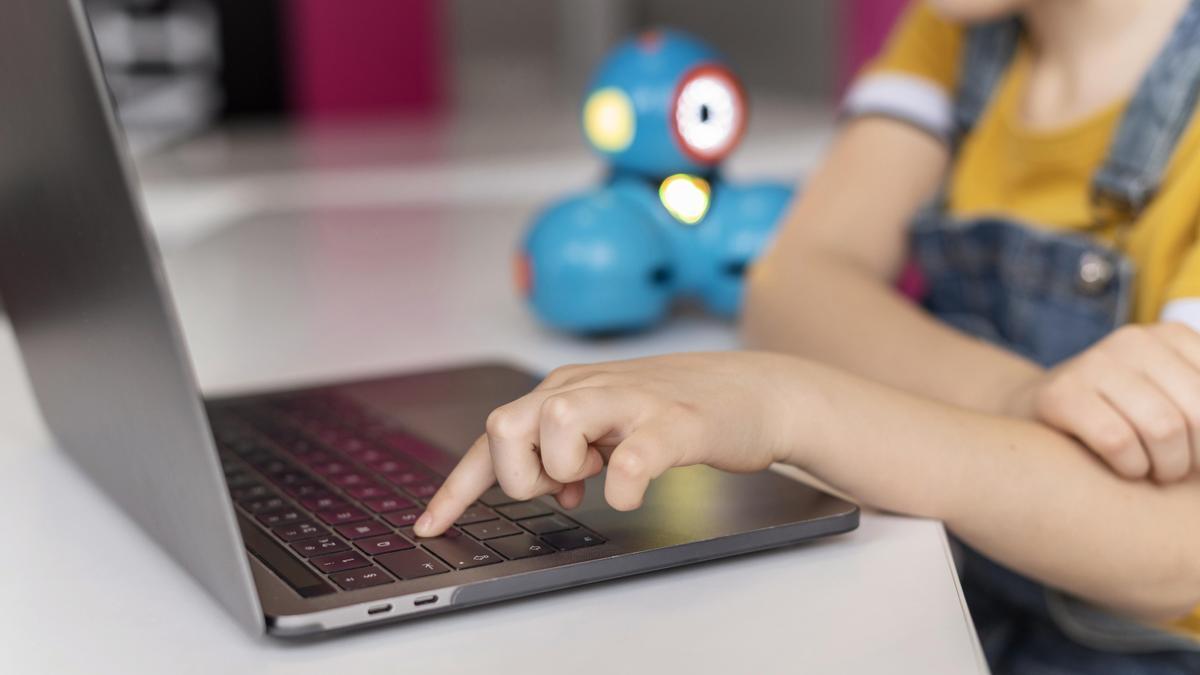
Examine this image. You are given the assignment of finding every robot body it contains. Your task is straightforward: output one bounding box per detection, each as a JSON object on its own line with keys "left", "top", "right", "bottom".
{"left": 520, "top": 30, "right": 794, "bottom": 333}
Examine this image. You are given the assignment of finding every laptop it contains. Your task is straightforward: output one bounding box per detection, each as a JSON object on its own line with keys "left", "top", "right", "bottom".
{"left": 0, "top": 0, "right": 859, "bottom": 637}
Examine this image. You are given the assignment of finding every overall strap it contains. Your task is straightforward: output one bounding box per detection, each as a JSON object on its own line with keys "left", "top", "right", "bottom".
{"left": 1092, "top": 0, "right": 1200, "bottom": 221}
{"left": 952, "top": 18, "right": 1021, "bottom": 146}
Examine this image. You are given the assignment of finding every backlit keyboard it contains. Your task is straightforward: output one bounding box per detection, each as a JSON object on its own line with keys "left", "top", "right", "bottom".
{"left": 208, "top": 391, "right": 604, "bottom": 595}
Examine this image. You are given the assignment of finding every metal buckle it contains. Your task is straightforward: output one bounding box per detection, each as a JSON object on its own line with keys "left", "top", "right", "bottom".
{"left": 1089, "top": 188, "right": 1137, "bottom": 231}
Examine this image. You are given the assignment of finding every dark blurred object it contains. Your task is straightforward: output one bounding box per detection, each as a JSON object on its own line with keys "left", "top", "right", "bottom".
{"left": 213, "top": 0, "right": 288, "bottom": 119}
{"left": 90, "top": 0, "right": 442, "bottom": 127}
{"left": 85, "top": 0, "right": 221, "bottom": 152}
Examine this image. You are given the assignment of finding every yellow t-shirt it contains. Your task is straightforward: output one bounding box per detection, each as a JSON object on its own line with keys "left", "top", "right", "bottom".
{"left": 845, "top": 1, "right": 1200, "bottom": 326}
{"left": 845, "top": 1, "right": 1200, "bottom": 640}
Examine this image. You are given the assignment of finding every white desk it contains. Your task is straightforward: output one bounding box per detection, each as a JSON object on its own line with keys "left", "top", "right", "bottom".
{"left": 0, "top": 118, "right": 986, "bottom": 674}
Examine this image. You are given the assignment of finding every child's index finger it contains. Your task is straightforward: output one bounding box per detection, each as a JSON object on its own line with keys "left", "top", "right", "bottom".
{"left": 414, "top": 434, "right": 495, "bottom": 537}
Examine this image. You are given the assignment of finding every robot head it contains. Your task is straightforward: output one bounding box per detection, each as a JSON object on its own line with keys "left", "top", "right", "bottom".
{"left": 581, "top": 30, "right": 747, "bottom": 178}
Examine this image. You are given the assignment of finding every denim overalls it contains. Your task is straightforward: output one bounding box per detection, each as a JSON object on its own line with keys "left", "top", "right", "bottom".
{"left": 910, "top": 5, "right": 1200, "bottom": 673}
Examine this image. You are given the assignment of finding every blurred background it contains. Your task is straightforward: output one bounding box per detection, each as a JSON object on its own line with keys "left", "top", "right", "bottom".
{"left": 85, "top": 0, "right": 905, "bottom": 146}
{"left": 77, "top": 0, "right": 908, "bottom": 251}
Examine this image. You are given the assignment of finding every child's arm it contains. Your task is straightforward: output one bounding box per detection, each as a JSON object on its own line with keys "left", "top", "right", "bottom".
{"left": 744, "top": 117, "right": 1200, "bottom": 483}
{"left": 742, "top": 116, "right": 1043, "bottom": 413}
{"left": 787, "top": 355, "right": 1200, "bottom": 621}
{"left": 415, "top": 351, "right": 1200, "bottom": 621}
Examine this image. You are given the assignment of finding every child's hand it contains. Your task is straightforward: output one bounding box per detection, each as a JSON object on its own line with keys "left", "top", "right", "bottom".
{"left": 413, "top": 352, "right": 806, "bottom": 537}
{"left": 1009, "top": 323, "right": 1200, "bottom": 483}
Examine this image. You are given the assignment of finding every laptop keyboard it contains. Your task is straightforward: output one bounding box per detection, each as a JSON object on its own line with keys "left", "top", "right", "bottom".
{"left": 208, "top": 391, "right": 605, "bottom": 595}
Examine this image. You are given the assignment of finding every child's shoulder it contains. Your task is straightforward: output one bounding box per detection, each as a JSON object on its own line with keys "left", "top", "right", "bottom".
{"left": 842, "top": 2, "right": 970, "bottom": 141}
{"left": 869, "top": 1, "right": 967, "bottom": 93}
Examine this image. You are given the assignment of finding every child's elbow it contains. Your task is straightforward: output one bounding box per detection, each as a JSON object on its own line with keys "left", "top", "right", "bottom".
{"left": 1121, "top": 554, "right": 1200, "bottom": 623}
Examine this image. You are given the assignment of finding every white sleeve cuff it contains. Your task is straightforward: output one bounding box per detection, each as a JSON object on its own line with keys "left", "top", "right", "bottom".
{"left": 1159, "top": 298, "right": 1200, "bottom": 332}
{"left": 841, "top": 72, "right": 955, "bottom": 142}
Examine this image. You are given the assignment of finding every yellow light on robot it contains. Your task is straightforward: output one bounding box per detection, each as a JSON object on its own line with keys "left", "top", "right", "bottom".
{"left": 583, "top": 87, "right": 635, "bottom": 152}
{"left": 659, "top": 174, "right": 711, "bottom": 225}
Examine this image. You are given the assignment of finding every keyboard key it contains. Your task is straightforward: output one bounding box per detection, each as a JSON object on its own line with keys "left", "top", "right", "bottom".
{"left": 331, "top": 436, "right": 370, "bottom": 455}
{"left": 314, "top": 461, "right": 351, "bottom": 477}
{"left": 356, "top": 534, "right": 414, "bottom": 555}
{"left": 385, "top": 469, "right": 434, "bottom": 487}
{"left": 399, "top": 526, "right": 462, "bottom": 542}
{"left": 272, "top": 521, "right": 326, "bottom": 542}
{"left": 332, "top": 473, "right": 371, "bottom": 488}
{"left": 356, "top": 448, "right": 390, "bottom": 465}
{"left": 330, "top": 566, "right": 394, "bottom": 591}
{"left": 293, "top": 449, "right": 333, "bottom": 465}
{"left": 317, "top": 506, "right": 371, "bottom": 525}
{"left": 291, "top": 536, "right": 350, "bottom": 558}
{"left": 232, "top": 483, "right": 273, "bottom": 502}
{"left": 380, "top": 432, "right": 426, "bottom": 453}
{"left": 301, "top": 494, "right": 346, "bottom": 511}
{"left": 488, "top": 534, "right": 556, "bottom": 560}
{"left": 346, "top": 484, "right": 392, "bottom": 501}
{"left": 404, "top": 482, "right": 440, "bottom": 499}
{"left": 422, "top": 535, "right": 504, "bottom": 569}
{"left": 367, "top": 458, "right": 411, "bottom": 474}
{"left": 282, "top": 482, "right": 325, "bottom": 499}
{"left": 479, "top": 486, "right": 519, "bottom": 506}
{"left": 282, "top": 439, "right": 324, "bottom": 458}
{"left": 311, "top": 551, "right": 372, "bottom": 573}
{"left": 462, "top": 520, "right": 524, "bottom": 540}
{"left": 454, "top": 505, "right": 498, "bottom": 526}
{"left": 521, "top": 514, "right": 578, "bottom": 535}
{"left": 225, "top": 437, "right": 267, "bottom": 456}
{"left": 240, "top": 495, "right": 286, "bottom": 513}
{"left": 364, "top": 496, "right": 415, "bottom": 514}
{"left": 383, "top": 508, "right": 421, "bottom": 528}
{"left": 257, "top": 508, "right": 305, "bottom": 527}
{"left": 259, "top": 458, "right": 294, "bottom": 476}
{"left": 242, "top": 449, "right": 275, "bottom": 467}
{"left": 225, "top": 473, "right": 259, "bottom": 491}
{"left": 376, "top": 548, "right": 450, "bottom": 579}
{"left": 541, "top": 529, "right": 605, "bottom": 551}
{"left": 335, "top": 520, "right": 392, "bottom": 540}
{"left": 495, "top": 501, "right": 553, "bottom": 520}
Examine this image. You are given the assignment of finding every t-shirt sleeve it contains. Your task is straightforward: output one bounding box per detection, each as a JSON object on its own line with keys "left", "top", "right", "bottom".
{"left": 841, "top": 1, "right": 965, "bottom": 142}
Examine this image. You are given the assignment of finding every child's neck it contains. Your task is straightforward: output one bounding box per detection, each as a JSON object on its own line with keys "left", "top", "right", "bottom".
{"left": 1019, "top": 0, "right": 1188, "bottom": 130}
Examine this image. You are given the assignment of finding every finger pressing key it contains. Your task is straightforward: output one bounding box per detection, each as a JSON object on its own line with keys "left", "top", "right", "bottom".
{"left": 415, "top": 435, "right": 494, "bottom": 537}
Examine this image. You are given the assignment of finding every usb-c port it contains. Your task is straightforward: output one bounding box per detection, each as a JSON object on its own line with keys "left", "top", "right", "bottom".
{"left": 367, "top": 604, "right": 392, "bottom": 615}
{"left": 414, "top": 595, "right": 437, "bottom": 606}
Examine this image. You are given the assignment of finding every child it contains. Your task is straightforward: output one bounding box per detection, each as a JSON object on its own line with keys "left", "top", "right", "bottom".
{"left": 418, "top": 1, "right": 1200, "bottom": 671}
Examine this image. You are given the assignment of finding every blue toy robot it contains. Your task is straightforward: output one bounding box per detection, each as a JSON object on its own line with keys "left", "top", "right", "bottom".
{"left": 518, "top": 29, "right": 794, "bottom": 333}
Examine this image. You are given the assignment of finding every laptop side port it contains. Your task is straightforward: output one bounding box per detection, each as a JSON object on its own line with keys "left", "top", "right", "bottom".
{"left": 414, "top": 595, "right": 438, "bottom": 606}
{"left": 367, "top": 604, "right": 393, "bottom": 615}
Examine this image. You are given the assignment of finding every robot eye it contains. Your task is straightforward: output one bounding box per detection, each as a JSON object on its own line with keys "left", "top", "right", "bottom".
{"left": 671, "top": 65, "right": 746, "bottom": 164}
{"left": 583, "top": 87, "right": 636, "bottom": 153}
{"left": 649, "top": 265, "right": 674, "bottom": 286}
{"left": 722, "top": 260, "right": 748, "bottom": 277}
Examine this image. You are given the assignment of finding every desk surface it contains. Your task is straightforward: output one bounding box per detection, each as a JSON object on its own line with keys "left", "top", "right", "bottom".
{"left": 0, "top": 122, "right": 985, "bottom": 673}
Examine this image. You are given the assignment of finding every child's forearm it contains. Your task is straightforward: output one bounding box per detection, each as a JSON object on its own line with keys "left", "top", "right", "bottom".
{"left": 785, "top": 359, "right": 1200, "bottom": 620}
{"left": 745, "top": 250, "right": 1041, "bottom": 414}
